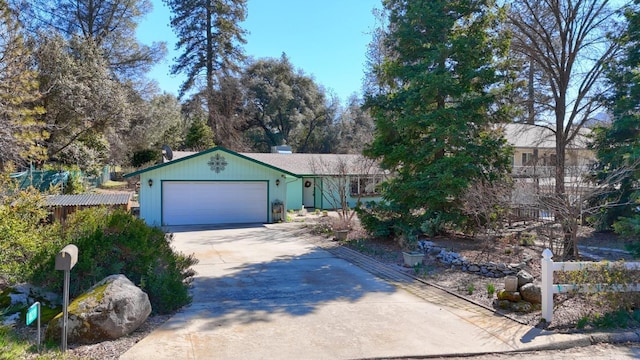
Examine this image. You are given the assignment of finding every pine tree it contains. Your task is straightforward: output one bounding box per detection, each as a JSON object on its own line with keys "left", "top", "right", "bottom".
{"left": 164, "top": 0, "right": 247, "bottom": 146}
{"left": 364, "top": 0, "right": 512, "bottom": 231}
{"left": 592, "top": 1, "right": 640, "bottom": 229}
{"left": 0, "top": 0, "right": 47, "bottom": 169}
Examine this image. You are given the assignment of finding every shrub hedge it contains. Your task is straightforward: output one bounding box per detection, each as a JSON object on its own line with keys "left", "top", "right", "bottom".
{"left": 27, "top": 207, "right": 197, "bottom": 314}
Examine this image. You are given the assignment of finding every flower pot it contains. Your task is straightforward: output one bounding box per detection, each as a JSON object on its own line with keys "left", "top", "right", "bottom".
{"left": 504, "top": 276, "right": 518, "bottom": 292}
{"left": 402, "top": 251, "right": 424, "bottom": 267}
{"left": 334, "top": 230, "right": 349, "bottom": 241}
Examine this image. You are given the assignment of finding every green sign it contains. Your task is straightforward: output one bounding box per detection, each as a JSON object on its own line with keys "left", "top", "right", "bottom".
{"left": 26, "top": 302, "right": 39, "bottom": 326}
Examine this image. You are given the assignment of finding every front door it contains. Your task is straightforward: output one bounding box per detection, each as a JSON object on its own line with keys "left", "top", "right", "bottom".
{"left": 303, "top": 178, "right": 315, "bottom": 208}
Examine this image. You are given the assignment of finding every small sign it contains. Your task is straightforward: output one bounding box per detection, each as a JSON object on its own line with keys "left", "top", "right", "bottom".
{"left": 26, "top": 302, "right": 39, "bottom": 326}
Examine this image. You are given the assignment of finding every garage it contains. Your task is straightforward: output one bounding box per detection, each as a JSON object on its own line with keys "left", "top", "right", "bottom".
{"left": 162, "top": 181, "right": 268, "bottom": 226}
{"left": 124, "top": 147, "right": 296, "bottom": 227}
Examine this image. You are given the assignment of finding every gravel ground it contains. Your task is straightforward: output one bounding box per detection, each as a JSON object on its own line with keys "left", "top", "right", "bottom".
{"left": 11, "top": 314, "right": 171, "bottom": 359}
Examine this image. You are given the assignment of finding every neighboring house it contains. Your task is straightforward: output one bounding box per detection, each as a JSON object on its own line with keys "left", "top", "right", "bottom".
{"left": 45, "top": 192, "right": 133, "bottom": 223}
{"left": 504, "top": 123, "right": 595, "bottom": 179}
{"left": 124, "top": 146, "right": 385, "bottom": 227}
{"left": 503, "top": 123, "right": 595, "bottom": 211}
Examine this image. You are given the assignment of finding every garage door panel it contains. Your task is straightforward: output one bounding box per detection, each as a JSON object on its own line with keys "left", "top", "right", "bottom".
{"left": 163, "top": 181, "right": 268, "bottom": 225}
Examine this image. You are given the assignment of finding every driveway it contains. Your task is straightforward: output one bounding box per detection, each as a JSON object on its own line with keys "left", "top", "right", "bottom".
{"left": 121, "top": 223, "right": 588, "bottom": 360}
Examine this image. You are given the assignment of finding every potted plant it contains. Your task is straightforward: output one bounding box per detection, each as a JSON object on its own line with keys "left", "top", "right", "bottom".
{"left": 332, "top": 218, "right": 350, "bottom": 241}
{"left": 402, "top": 250, "right": 424, "bottom": 267}
{"left": 400, "top": 231, "right": 424, "bottom": 266}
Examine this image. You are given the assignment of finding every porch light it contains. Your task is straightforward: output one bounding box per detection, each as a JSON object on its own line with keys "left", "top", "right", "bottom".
{"left": 148, "top": 179, "right": 153, "bottom": 187}
{"left": 275, "top": 179, "right": 280, "bottom": 186}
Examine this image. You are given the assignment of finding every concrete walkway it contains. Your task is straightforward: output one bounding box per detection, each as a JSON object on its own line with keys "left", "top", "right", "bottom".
{"left": 121, "top": 223, "right": 593, "bottom": 360}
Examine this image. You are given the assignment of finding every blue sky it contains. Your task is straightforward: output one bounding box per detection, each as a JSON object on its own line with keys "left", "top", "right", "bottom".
{"left": 137, "top": 0, "right": 381, "bottom": 103}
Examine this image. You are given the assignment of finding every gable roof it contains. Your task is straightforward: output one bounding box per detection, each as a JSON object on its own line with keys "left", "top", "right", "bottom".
{"left": 171, "top": 150, "right": 381, "bottom": 176}
{"left": 124, "top": 146, "right": 301, "bottom": 178}
{"left": 503, "top": 123, "right": 591, "bottom": 149}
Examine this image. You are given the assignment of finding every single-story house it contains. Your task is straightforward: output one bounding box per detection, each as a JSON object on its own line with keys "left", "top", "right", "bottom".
{"left": 124, "top": 146, "right": 385, "bottom": 227}
{"left": 45, "top": 192, "right": 133, "bottom": 223}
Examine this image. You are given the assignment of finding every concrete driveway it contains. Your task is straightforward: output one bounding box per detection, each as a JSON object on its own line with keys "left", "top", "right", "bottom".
{"left": 121, "top": 223, "right": 587, "bottom": 360}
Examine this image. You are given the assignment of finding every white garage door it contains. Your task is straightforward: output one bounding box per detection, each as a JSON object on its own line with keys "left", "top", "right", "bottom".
{"left": 162, "top": 181, "right": 268, "bottom": 225}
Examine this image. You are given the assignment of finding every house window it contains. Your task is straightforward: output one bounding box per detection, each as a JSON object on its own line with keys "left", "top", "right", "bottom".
{"left": 522, "top": 153, "right": 534, "bottom": 166}
{"left": 350, "top": 176, "right": 382, "bottom": 197}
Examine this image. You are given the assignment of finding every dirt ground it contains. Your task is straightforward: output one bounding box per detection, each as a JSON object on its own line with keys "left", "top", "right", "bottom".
{"left": 5, "top": 214, "right": 639, "bottom": 359}
{"left": 315, "top": 215, "right": 640, "bottom": 333}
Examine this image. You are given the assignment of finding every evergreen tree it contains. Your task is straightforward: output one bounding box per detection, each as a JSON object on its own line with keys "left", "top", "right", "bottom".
{"left": 164, "top": 0, "right": 247, "bottom": 145}
{"left": 15, "top": 0, "right": 165, "bottom": 81}
{"left": 184, "top": 118, "right": 215, "bottom": 151}
{"left": 364, "top": 0, "right": 512, "bottom": 231}
{"left": 592, "top": 1, "right": 640, "bottom": 229}
{"left": 0, "top": 0, "right": 47, "bottom": 169}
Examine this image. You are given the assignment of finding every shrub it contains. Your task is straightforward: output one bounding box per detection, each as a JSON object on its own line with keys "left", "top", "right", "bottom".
{"left": 63, "top": 171, "right": 86, "bottom": 194}
{"left": 419, "top": 212, "right": 446, "bottom": 237}
{"left": 355, "top": 202, "right": 401, "bottom": 238}
{"left": 612, "top": 215, "right": 640, "bottom": 257}
{"left": 0, "top": 185, "right": 61, "bottom": 284}
{"left": 29, "top": 208, "right": 198, "bottom": 314}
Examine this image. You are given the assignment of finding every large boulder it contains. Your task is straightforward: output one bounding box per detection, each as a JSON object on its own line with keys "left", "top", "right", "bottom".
{"left": 519, "top": 283, "right": 542, "bottom": 304}
{"left": 496, "top": 290, "right": 522, "bottom": 302}
{"left": 516, "top": 270, "right": 534, "bottom": 288}
{"left": 46, "top": 274, "right": 151, "bottom": 344}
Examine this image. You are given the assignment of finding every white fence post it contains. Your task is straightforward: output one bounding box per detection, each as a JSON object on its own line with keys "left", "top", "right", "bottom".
{"left": 541, "top": 248, "right": 554, "bottom": 323}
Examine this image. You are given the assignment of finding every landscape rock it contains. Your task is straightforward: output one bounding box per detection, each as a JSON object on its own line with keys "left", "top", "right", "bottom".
{"left": 0, "top": 284, "right": 61, "bottom": 326}
{"left": 510, "top": 301, "right": 533, "bottom": 312}
{"left": 517, "top": 270, "right": 534, "bottom": 288}
{"left": 497, "top": 290, "right": 522, "bottom": 302}
{"left": 420, "top": 243, "right": 534, "bottom": 279}
{"left": 519, "top": 283, "right": 542, "bottom": 304}
{"left": 46, "top": 274, "right": 151, "bottom": 344}
{"left": 496, "top": 299, "right": 511, "bottom": 309}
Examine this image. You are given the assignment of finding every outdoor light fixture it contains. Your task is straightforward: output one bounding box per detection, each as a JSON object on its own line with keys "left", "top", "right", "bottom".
{"left": 275, "top": 179, "right": 280, "bottom": 186}
{"left": 148, "top": 179, "right": 153, "bottom": 187}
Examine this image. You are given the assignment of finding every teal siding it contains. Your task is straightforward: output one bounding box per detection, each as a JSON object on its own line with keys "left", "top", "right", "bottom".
{"left": 138, "top": 150, "right": 287, "bottom": 226}
{"left": 286, "top": 178, "right": 303, "bottom": 210}
{"left": 315, "top": 176, "right": 383, "bottom": 210}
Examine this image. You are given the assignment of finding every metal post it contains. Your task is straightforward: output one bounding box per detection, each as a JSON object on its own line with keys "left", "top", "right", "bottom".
{"left": 541, "top": 248, "right": 554, "bottom": 323}
{"left": 55, "top": 244, "right": 77, "bottom": 353}
{"left": 36, "top": 302, "right": 41, "bottom": 353}
{"left": 61, "top": 269, "right": 70, "bottom": 352}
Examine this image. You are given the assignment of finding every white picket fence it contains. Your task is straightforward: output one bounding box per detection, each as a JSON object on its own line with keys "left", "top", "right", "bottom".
{"left": 541, "top": 248, "right": 640, "bottom": 322}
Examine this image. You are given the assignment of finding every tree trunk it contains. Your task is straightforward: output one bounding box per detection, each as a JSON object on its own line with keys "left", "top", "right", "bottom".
{"left": 206, "top": 2, "right": 217, "bottom": 143}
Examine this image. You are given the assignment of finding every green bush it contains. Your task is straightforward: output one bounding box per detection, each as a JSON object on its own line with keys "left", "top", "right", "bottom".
{"left": 0, "top": 185, "right": 60, "bottom": 283}
{"left": 612, "top": 215, "right": 640, "bottom": 257}
{"left": 63, "top": 171, "right": 85, "bottom": 194}
{"left": 29, "top": 208, "right": 198, "bottom": 314}
{"left": 355, "top": 202, "right": 400, "bottom": 238}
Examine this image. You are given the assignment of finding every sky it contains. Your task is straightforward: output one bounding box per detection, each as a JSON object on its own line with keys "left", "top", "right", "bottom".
{"left": 136, "top": 0, "right": 382, "bottom": 104}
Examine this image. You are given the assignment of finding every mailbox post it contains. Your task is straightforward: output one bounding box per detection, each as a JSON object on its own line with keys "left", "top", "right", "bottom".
{"left": 55, "top": 244, "right": 78, "bottom": 353}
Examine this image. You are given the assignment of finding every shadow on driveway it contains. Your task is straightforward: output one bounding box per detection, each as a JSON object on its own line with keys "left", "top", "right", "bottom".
{"left": 171, "top": 247, "right": 400, "bottom": 332}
